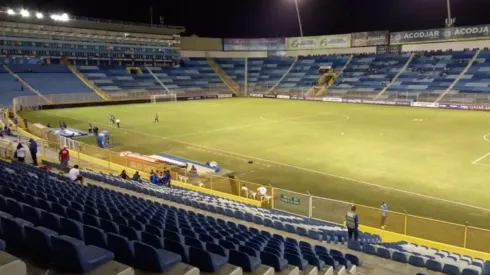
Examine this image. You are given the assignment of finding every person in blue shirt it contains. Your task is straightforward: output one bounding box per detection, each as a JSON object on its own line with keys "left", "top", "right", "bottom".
{"left": 345, "top": 205, "right": 359, "bottom": 241}
{"left": 380, "top": 202, "right": 388, "bottom": 229}
{"left": 28, "top": 139, "right": 38, "bottom": 166}
{"left": 132, "top": 171, "right": 141, "bottom": 182}
{"left": 149, "top": 170, "right": 157, "bottom": 185}
{"left": 162, "top": 169, "right": 171, "bottom": 187}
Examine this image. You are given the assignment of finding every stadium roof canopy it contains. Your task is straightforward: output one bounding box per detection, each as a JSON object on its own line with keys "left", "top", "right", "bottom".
{"left": 0, "top": 11, "right": 185, "bottom": 36}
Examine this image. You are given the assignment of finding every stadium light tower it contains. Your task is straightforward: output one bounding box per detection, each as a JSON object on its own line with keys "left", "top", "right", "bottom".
{"left": 445, "top": 0, "right": 456, "bottom": 27}
{"left": 294, "top": 0, "right": 304, "bottom": 37}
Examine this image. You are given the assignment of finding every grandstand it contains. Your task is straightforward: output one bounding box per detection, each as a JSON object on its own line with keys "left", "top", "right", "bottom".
{"left": 2, "top": 5, "right": 490, "bottom": 275}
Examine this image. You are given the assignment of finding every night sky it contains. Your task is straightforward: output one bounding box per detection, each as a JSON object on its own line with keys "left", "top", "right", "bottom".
{"left": 3, "top": 0, "right": 490, "bottom": 38}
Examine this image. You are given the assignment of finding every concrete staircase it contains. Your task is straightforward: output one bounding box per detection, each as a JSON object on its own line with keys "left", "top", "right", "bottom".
{"left": 315, "top": 55, "right": 354, "bottom": 97}
{"left": 435, "top": 49, "right": 481, "bottom": 103}
{"left": 373, "top": 53, "right": 415, "bottom": 100}
{"left": 2, "top": 65, "right": 53, "bottom": 104}
{"left": 206, "top": 57, "right": 239, "bottom": 95}
{"left": 65, "top": 63, "right": 110, "bottom": 100}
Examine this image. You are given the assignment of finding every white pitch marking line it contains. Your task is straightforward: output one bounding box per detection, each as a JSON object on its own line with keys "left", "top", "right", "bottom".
{"left": 471, "top": 133, "right": 490, "bottom": 165}
{"left": 472, "top": 152, "right": 490, "bottom": 164}
{"left": 48, "top": 111, "right": 490, "bottom": 213}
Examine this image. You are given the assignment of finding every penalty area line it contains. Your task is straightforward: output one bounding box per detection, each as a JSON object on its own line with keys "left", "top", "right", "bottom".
{"left": 48, "top": 111, "right": 490, "bottom": 213}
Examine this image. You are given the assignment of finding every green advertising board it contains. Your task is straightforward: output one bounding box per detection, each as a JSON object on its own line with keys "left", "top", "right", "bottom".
{"left": 280, "top": 194, "right": 301, "bottom": 205}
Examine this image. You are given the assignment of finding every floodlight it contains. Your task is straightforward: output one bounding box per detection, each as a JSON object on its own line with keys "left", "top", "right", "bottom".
{"left": 51, "top": 13, "right": 70, "bottom": 22}
{"left": 36, "top": 12, "right": 43, "bottom": 19}
{"left": 7, "top": 9, "right": 15, "bottom": 15}
{"left": 20, "top": 9, "right": 30, "bottom": 17}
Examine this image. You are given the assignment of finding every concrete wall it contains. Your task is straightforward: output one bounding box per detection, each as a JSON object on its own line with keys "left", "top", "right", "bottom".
{"left": 402, "top": 39, "right": 490, "bottom": 52}
{"left": 180, "top": 37, "right": 223, "bottom": 51}
{"left": 181, "top": 50, "right": 268, "bottom": 58}
{"left": 285, "top": 46, "right": 377, "bottom": 56}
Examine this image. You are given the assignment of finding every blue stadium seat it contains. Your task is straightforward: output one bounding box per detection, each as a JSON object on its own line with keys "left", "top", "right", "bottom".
{"left": 443, "top": 263, "right": 461, "bottom": 275}
{"left": 51, "top": 235, "right": 114, "bottom": 273}
{"left": 261, "top": 251, "right": 288, "bottom": 271}
{"left": 206, "top": 242, "right": 228, "bottom": 258}
{"left": 61, "top": 218, "right": 84, "bottom": 241}
{"left": 24, "top": 226, "right": 58, "bottom": 266}
{"left": 189, "top": 246, "right": 227, "bottom": 272}
{"left": 134, "top": 241, "right": 182, "bottom": 272}
{"left": 392, "top": 251, "right": 408, "bottom": 263}
{"left": 164, "top": 238, "right": 190, "bottom": 263}
{"left": 107, "top": 233, "right": 135, "bottom": 266}
{"left": 83, "top": 225, "right": 108, "bottom": 249}
{"left": 229, "top": 249, "right": 261, "bottom": 272}
{"left": 408, "top": 255, "right": 426, "bottom": 267}
{"left": 426, "top": 259, "right": 443, "bottom": 272}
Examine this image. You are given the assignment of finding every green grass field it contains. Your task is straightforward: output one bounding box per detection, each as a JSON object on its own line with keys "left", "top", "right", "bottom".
{"left": 20, "top": 98, "right": 490, "bottom": 230}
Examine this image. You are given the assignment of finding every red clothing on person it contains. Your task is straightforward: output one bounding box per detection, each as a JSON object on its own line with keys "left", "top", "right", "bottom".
{"left": 59, "top": 148, "right": 70, "bottom": 160}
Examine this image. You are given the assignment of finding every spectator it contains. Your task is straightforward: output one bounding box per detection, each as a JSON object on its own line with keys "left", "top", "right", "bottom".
{"left": 120, "top": 170, "right": 129, "bottom": 180}
{"left": 93, "top": 127, "right": 99, "bottom": 136}
{"left": 68, "top": 165, "right": 83, "bottom": 185}
{"left": 150, "top": 170, "right": 158, "bottom": 185}
{"left": 163, "top": 169, "right": 171, "bottom": 187}
{"left": 29, "top": 139, "right": 38, "bottom": 166}
{"left": 157, "top": 171, "right": 165, "bottom": 185}
{"left": 345, "top": 205, "right": 359, "bottom": 241}
{"left": 132, "top": 171, "right": 141, "bottom": 182}
{"left": 15, "top": 143, "right": 26, "bottom": 163}
{"left": 241, "top": 184, "right": 249, "bottom": 197}
{"left": 257, "top": 186, "right": 267, "bottom": 201}
{"left": 23, "top": 118, "right": 28, "bottom": 128}
{"left": 59, "top": 146, "right": 70, "bottom": 172}
{"left": 380, "top": 202, "right": 388, "bottom": 229}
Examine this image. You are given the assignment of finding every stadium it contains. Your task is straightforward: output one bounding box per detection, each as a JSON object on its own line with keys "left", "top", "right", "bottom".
{"left": 0, "top": 1, "right": 490, "bottom": 275}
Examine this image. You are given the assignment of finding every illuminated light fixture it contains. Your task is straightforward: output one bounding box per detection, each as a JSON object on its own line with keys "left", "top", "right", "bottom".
{"left": 20, "top": 9, "right": 30, "bottom": 17}
{"left": 51, "top": 13, "right": 70, "bottom": 22}
{"left": 36, "top": 12, "right": 43, "bottom": 19}
{"left": 7, "top": 9, "right": 15, "bottom": 15}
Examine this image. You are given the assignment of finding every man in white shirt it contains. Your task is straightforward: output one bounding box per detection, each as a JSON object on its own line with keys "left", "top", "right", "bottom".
{"left": 257, "top": 186, "right": 267, "bottom": 201}
{"left": 116, "top": 119, "right": 120, "bottom": 128}
{"left": 241, "top": 184, "right": 249, "bottom": 198}
{"left": 68, "top": 165, "right": 83, "bottom": 185}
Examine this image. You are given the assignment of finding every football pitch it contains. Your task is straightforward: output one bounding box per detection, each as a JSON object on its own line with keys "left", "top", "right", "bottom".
{"left": 20, "top": 98, "right": 490, "bottom": 229}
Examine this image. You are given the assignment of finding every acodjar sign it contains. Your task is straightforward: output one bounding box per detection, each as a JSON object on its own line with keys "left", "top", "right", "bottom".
{"left": 390, "top": 24, "right": 490, "bottom": 45}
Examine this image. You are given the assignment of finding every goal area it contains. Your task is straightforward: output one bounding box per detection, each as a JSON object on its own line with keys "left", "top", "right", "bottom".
{"left": 151, "top": 94, "right": 177, "bottom": 103}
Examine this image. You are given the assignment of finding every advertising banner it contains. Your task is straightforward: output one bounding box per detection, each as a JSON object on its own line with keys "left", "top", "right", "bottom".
{"left": 390, "top": 25, "right": 490, "bottom": 44}
{"left": 439, "top": 104, "right": 490, "bottom": 111}
{"left": 263, "top": 94, "right": 277, "bottom": 98}
{"left": 351, "top": 31, "right": 389, "bottom": 47}
{"left": 286, "top": 34, "right": 351, "bottom": 50}
{"left": 218, "top": 94, "right": 233, "bottom": 98}
{"left": 224, "top": 38, "right": 286, "bottom": 51}
{"left": 411, "top": 102, "right": 440, "bottom": 108}
{"left": 376, "top": 45, "right": 402, "bottom": 54}
{"left": 342, "top": 99, "right": 411, "bottom": 106}
{"left": 249, "top": 93, "right": 264, "bottom": 97}
{"left": 322, "top": 97, "right": 343, "bottom": 102}
{"left": 277, "top": 95, "right": 291, "bottom": 99}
